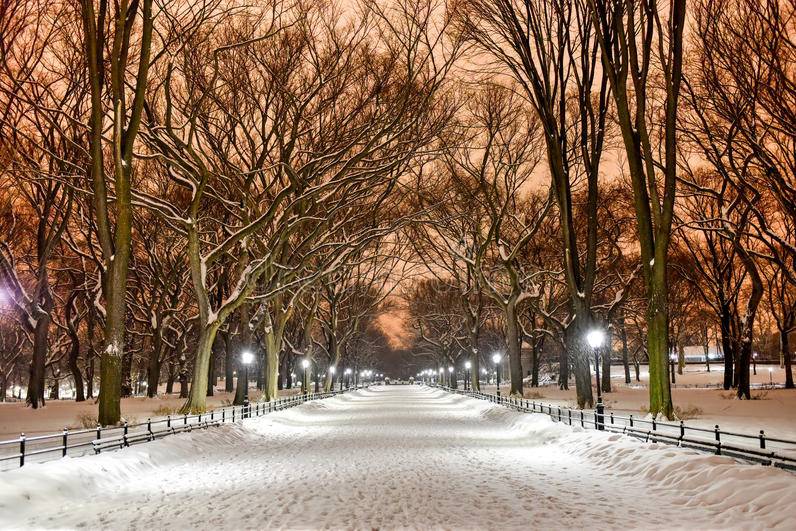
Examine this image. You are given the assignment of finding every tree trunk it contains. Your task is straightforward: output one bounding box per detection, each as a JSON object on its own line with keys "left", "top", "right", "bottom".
{"left": 620, "top": 315, "right": 630, "bottom": 384}
{"left": 720, "top": 306, "right": 734, "bottom": 389}
{"left": 179, "top": 368, "right": 189, "bottom": 398}
{"left": 781, "top": 329, "right": 794, "bottom": 389}
{"left": 567, "top": 322, "right": 593, "bottom": 408}
{"left": 647, "top": 280, "right": 674, "bottom": 419}
{"left": 146, "top": 330, "right": 163, "bottom": 398}
{"left": 530, "top": 338, "right": 539, "bottom": 387}
{"left": 120, "top": 349, "right": 133, "bottom": 398}
{"left": 180, "top": 325, "right": 218, "bottom": 413}
{"left": 601, "top": 343, "right": 611, "bottom": 393}
{"left": 67, "top": 335, "right": 85, "bottom": 402}
{"left": 504, "top": 302, "right": 523, "bottom": 397}
{"left": 223, "top": 331, "right": 234, "bottom": 392}
{"left": 207, "top": 345, "right": 216, "bottom": 397}
{"left": 677, "top": 338, "right": 685, "bottom": 375}
{"left": 558, "top": 344, "right": 569, "bottom": 390}
{"left": 27, "top": 312, "right": 49, "bottom": 408}
{"left": 263, "top": 332, "right": 281, "bottom": 401}
{"left": 166, "top": 362, "right": 175, "bottom": 394}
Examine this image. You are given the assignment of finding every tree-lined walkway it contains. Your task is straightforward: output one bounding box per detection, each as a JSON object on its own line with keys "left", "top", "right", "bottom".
{"left": 0, "top": 386, "right": 794, "bottom": 529}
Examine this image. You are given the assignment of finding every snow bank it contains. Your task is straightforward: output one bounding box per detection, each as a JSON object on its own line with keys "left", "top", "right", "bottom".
{"left": 0, "top": 386, "right": 794, "bottom": 529}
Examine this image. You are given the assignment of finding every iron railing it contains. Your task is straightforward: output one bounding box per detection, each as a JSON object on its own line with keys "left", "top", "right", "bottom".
{"left": 0, "top": 387, "right": 359, "bottom": 471}
{"left": 434, "top": 385, "right": 796, "bottom": 471}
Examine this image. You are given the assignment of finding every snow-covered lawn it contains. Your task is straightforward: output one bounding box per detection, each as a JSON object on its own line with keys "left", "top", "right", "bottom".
{"left": 1, "top": 385, "right": 794, "bottom": 529}
{"left": 480, "top": 364, "right": 796, "bottom": 442}
{"left": 0, "top": 383, "right": 303, "bottom": 440}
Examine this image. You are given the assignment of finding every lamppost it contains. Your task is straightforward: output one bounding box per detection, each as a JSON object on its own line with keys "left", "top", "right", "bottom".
{"left": 480, "top": 367, "right": 487, "bottom": 388}
{"left": 669, "top": 353, "right": 677, "bottom": 385}
{"left": 492, "top": 353, "right": 502, "bottom": 397}
{"left": 464, "top": 361, "right": 472, "bottom": 391}
{"left": 329, "top": 366, "right": 336, "bottom": 392}
{"left": 301, "top": 358, "right": 310, "bottom": 395}
{"left": 438, "top": 367, "right": 443, "bottom": 386}
{"left": 769, "top": 367, "right": 774, "bottom": 386}
{"left": 344, "top": 368, "right": 352, "bottom": 389}
{"left": 753, "top": 352, "right": 758, "bottom": 375}
{"left": 241, "top": 350, "right": 254, "bottom": 418}
{"left": 586, "top": 329, "right": 605, "bottom": 430}
{"left": 448, "top": 366, "right": 454, "bottom": 388}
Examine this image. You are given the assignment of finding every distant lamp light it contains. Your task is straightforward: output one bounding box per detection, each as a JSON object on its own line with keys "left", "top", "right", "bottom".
{"left": 301, "top": 359, "right": 310, "bottom": 369}
{"left": 586, "top": 329, "right": 605, "bottom": 349}
{"left": 464, "top": 361, "right": 472, "bottom": 370}
{"left": 448, "top": 366, "right": 453, "bottom": 373}
{"left": 329, "top": 366, "right": 336, "bottom": 375}
{"left": 492, "top": 353, "right": 502, "bottom": 364}
{"left": 241, "top": 351, "right": 254, "bottom": 365}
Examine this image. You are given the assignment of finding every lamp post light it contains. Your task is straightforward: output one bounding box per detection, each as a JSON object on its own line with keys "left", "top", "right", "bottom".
{"left": 769, "top": 367, "right": 774, "bottom": 386}
{"left": 241, "top": 351, "right": 254, "bottom": 418}
{"left": 464, "top": 361, "right": 472, "bottom": 391}
{"left": 586, "top": 329, "right": 605, "bottom": 430}
{"left": 344, "top": 368, "right": 352, "bottom": 389}
{"left": 753, "top": 352, "right": 758, "bottom": 375}
{"left": 448, "top": 366, "right": 454, "bottom": 389}
{"left": 301, "top": 358, "right": 310, "bottom": 395}
{"left": 492, "top": 353, "right": 502, "bottom": 397}
{"left": 669, "top": 353, "right": 677, "bottom": 385}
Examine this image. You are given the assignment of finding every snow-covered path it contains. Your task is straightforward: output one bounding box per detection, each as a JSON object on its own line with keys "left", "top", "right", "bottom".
{"left": 2, "top": 386, "right": 796, "bottom": 529}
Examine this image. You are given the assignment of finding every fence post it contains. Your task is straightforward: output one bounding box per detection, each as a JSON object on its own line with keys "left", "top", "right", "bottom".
{"left": 568, "top": 409, "right": 572, "bottom": 426}
{"left": 19, "top": 433, "right": 25, "bottom": 467}
{"left": 652, "top": 417, "right": 657, "bottom": 431}
{"left": 714, "top": 424, "right": 721, "bottom": 455}
{"left": 629, "top": 414, "right": 634, "bottom": 428}
{"left": 679, "top": 420, "right": 685, "bottom": 441}
{"left": 222, "top": 409, "right": 225, "bottom": 423}
{"left": 61, "top": 428, "right": 68, "bottom": 457}
{"left": 123, "top": 421, "right": 129, "bottom": 447}
{"left": 183, "top": 413, "right": 188, "bottom": 426}
{"left": 759, "top": 430, "right": 766, "bottom": 449}
{"left": 580, "top": 410, "right": 584, "bottom": 428}
{"left": 167, "top": 415, "right": 171, "bottom": 429}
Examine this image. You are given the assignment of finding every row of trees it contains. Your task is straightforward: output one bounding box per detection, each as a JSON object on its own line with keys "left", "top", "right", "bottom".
{"left": 405, "top": 0, "right": 794, "bottom": 418}
{"left": 0, "top": 0, "right": 792, "bottom": 424}
{"left": 0, "top": 0, "right": 456, "bottom": 424}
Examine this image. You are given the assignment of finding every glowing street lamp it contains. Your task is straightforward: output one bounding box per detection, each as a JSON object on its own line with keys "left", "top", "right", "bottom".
{"left": 344, "top": 368, "right": 352, "bottom": 389}
{"left": 769, "top": 367, "right": 774, "bottom": 386}
{"left": 586, "top": 328, "right": 605, "bottom": 430}
{"left": 492, "top": 353, "right": 502, "bottom": 397}
{"left": 301, "top": 358, "right": 310, "bottom": 395}
{"left": 241, "top": 351, "right": 254, "bottom": 417}
{"left": 464, "top": 360, "right": 472, "bottom": 391}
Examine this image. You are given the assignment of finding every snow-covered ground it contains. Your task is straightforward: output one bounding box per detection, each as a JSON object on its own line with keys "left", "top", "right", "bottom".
{"left": 479, "top": 364, "right": 796, "bottom": 442}
{"left": 1, "top": 386, "right": 795, "bottom": 529}
{"left": 0, "top": 382, "right": 303, "bottom": 440}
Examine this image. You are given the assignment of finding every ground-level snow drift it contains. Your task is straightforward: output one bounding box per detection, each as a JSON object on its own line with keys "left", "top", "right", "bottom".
{"left": 0, "top": 386, "right": 794, "bottom": 529}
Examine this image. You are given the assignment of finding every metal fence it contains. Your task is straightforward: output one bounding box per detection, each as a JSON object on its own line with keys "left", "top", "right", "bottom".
{"left": 434, "top": 385, "right": 796, "bottom": 471}
{"left": 0, "top": 387, "right": 359, "bottom": 471}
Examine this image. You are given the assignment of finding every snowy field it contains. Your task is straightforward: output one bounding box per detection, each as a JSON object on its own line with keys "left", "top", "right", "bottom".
{"left": 1, "top": 386, "right": 795, "bottom": 529}
{"left": 0, "top": 382, "right": 303, "bottom": 440}
{"left": 481, "top": 364, "right": 796, "bottom": 441}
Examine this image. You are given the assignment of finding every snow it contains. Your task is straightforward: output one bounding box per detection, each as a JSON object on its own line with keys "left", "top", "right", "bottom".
{"left": 1, "top": 386, "right": 795, "bottom": 529}
{"left": 490, "top": 364, "right": 796, "bottom": 442}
